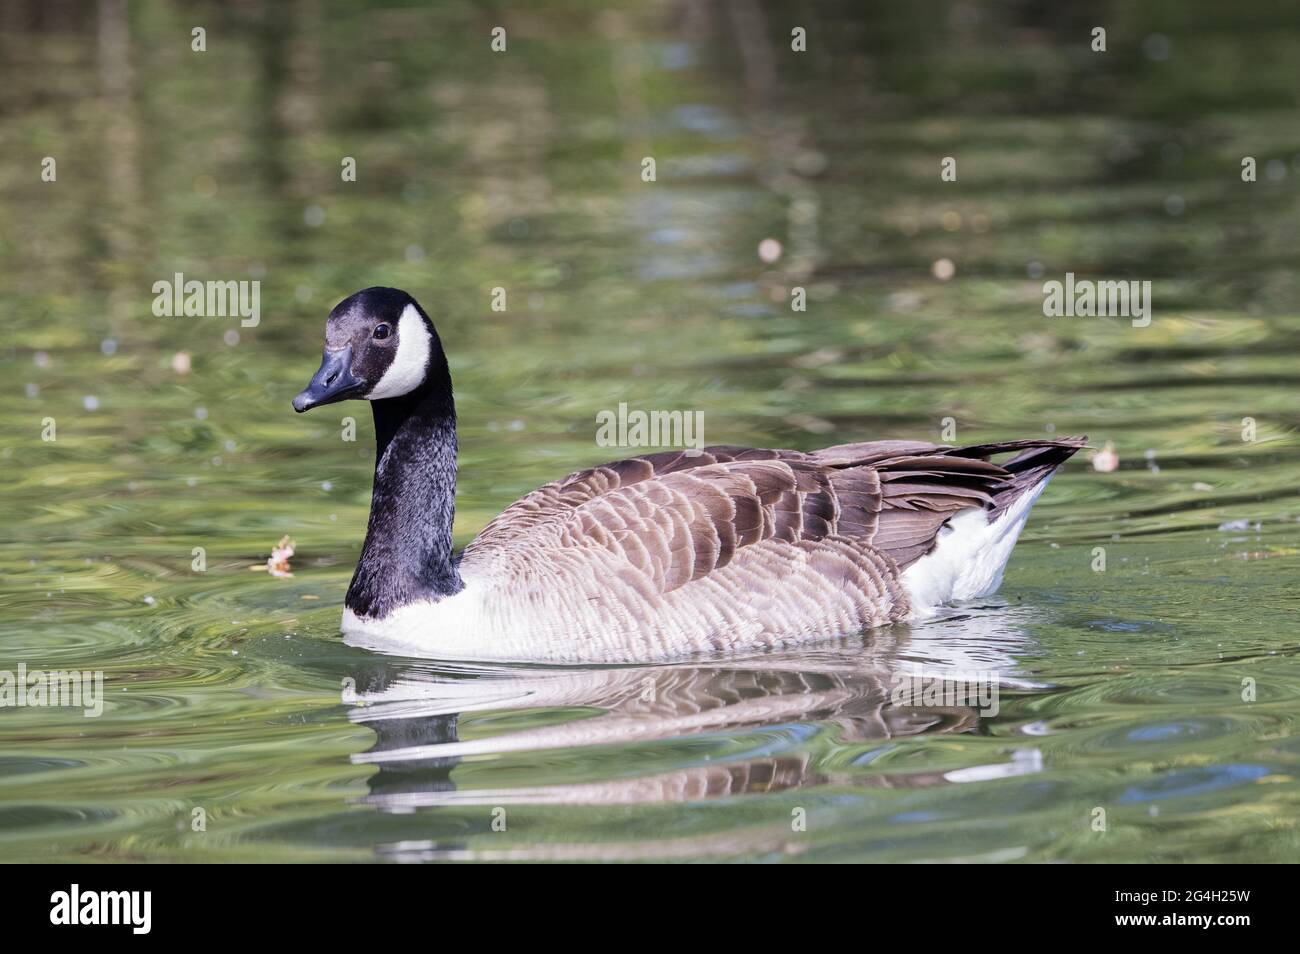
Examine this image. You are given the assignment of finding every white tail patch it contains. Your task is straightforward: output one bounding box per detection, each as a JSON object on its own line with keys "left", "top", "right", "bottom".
{"left": 901, "top": 477, "right": 1054, "bottom": 618}
{"left": 367, "top": 304, "right": 431, "bottom": 400}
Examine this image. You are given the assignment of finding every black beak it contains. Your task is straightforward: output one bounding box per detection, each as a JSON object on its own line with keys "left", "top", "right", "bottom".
{"left": 293, "top": 346, "right": 363, "bottom": 412}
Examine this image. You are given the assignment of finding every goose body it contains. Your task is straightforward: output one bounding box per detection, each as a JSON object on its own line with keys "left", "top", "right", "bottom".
{"left": 295, "top": 288, "right": 1084, "bottom": 663}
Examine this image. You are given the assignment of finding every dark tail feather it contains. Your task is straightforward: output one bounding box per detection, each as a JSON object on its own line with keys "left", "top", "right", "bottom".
{"left": 957, "top": 436, "right": 1087, "bottom": 519}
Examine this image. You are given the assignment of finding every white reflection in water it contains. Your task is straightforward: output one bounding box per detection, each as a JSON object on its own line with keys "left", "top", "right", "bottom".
{"left": 346, "top": 602, "right": 1050, "bottom": 826}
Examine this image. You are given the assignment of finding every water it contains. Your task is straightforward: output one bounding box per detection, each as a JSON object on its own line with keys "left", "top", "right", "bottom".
{"left": 2, "top": 1, "right": 1299, "bottom": 862}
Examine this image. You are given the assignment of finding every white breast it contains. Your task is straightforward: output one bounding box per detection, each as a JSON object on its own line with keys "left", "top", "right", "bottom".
{"left": 342, "top": 580, "right": 502, "bottom": 659}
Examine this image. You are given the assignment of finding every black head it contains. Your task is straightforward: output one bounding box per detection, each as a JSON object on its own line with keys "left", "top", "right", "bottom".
{"left": 293, "top": 287, "right": 445, "bottom": 412}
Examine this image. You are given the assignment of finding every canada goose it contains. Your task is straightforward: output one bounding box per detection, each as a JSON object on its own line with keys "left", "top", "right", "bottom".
{"left": 293, "top": 287, "right": 1084, "bottom": 663}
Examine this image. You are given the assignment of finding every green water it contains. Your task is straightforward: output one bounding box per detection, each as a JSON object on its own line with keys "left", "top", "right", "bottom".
{"left": 2, "top": 1, "right": 1299, "bottom": 862}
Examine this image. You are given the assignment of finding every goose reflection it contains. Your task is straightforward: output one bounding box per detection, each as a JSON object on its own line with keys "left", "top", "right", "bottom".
{"left": 344, "top": 603, "right": 1051, "bottom": 813}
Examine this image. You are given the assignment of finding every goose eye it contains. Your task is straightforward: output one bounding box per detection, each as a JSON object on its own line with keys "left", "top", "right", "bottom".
{"left": 373, "top": 323, "right": 391, "bottom": 340}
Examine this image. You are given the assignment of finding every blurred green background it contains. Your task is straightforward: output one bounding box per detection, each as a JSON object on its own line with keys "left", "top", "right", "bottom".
{"left": 0, "top": 0, "right": 1298, "bottom": 862}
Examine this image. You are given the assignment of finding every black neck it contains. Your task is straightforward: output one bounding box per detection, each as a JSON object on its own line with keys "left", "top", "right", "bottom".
{"left": 345, "top": 380, "right": 463, "bottom": 618}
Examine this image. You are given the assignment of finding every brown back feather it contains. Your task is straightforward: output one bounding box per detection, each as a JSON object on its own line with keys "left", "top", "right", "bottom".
{"left": 463, "top": 438, "right": 1084, "bottom": 590}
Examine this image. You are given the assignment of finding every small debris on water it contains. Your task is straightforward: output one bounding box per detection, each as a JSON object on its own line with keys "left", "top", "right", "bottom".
{"left": 250, "top": 535, "right": 295, "bottom": 578}
{"left": 1091, "top": 441, "right": 1119, "bottom": 473}
{"left": 758, "top": 238, "right": 783, "bottom": 263}
{"left": 1217, "top": 519, "right": 1259, "bottom": 532}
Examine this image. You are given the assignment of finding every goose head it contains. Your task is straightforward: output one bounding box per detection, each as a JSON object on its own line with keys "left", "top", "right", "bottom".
{"left": 293, "top": 286, "right": 445, "bottom": 412}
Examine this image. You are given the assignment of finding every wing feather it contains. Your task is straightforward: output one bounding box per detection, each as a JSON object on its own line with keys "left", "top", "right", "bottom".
{"left": 462, "top": 441, "right": 1028, "bottom": 597}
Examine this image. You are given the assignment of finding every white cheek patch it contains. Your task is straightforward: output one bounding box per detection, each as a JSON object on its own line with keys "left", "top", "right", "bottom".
{"left": 366, "top": 304, "right": 431, "bottom": 400}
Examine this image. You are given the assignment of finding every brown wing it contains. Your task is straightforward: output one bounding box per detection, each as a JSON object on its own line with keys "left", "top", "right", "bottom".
{"left": 461, "top": 442, "right": 1033, "bottom": 588}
